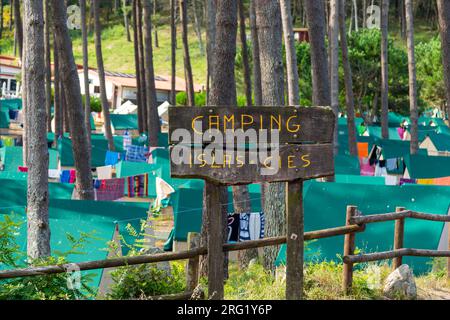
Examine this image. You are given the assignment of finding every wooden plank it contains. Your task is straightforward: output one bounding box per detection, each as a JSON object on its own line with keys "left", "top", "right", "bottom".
{"left": 168, "top": 106, "right": 335, "bottom": 144}
{"left": 393, "top": 207, "right": 405, "bottom": 270}
{"left": 350, "top": 210, "right": 450, "bottom": 224}
{"left": 285, "top": 180, "right": 304, "bottom": 300}
{"left": 170, "top": 143, "right": 334, "bottom": 184}
{"left": 206, "top": 182, "right": 224, "bottom": 300}
{"left": 345, "top": 248, "right": 450, "bottom": 264}
{"left": 342, "top": 206, "right": 357, "bottom": 295}
{"left": 186, "top": 232, "right": 200, "bottom": 292}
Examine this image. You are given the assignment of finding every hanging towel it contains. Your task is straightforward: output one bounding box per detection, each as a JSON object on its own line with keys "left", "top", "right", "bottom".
{"left": 240, "top": 212, "right": 265, "bottom": 241}
{"left": 357, "top": 142, "right": 369, "bottom": 158}
{"left": 97, "top": 165, "right": 113, "bottom": 180}
{"left": 105, "top": 151, "right": 122, "bottom": 166}
{"left": 397, "top": 127, "right": 406, "bottom": 140}
{"left": 227, "top": 213, "right": 240, "bottom": 242}
{"left": 18, "top": 166, "right": 28, "bottom": 173}
{"left": 60, "top": 170, "right": 71, "bottom": 183}
{"left": 48, "top": 169, "right": 61, "bottom": 179}
{"left": 154, "top": 177, "right": 175, "bottom": 208}
{"left": 359, "top": 157, "right": 375, "bottom": 176}
{"left": 125, "top": 145, "right": 149, "bottom": 163}
{"left": 69, "top": 170, "right": 76, "bottom": 184}
{"left": 127, "top": 174, "right": 149, "bottom": 197}
{"left": 399, "top": 178, "right": 416, "bottom": 186}
{"left": 94, "top": 178, "right": 125, "bottom": 201}
{"left": 386, "top": 158, "right": 398, "bottom": 171}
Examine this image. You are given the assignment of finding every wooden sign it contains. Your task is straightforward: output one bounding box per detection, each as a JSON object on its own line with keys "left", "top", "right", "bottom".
{"left": 170, "top": 144, "right": 334, "bottom": 185}
{"left": 169, "top": 106, "right": 335, "bottom": 145}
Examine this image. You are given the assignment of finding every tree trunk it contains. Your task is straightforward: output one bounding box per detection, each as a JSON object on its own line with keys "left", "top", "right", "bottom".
{"left": 353, "top": 0, "right": 358, "bottom": 31}
{"left": 280, "top": 0, "right": 300, "bottom": 106}
{"left": 153, "top": 0, "right": 159, "bottom": 48}
{"left": 53, "top": 31, "right": 62, "bottom": 144}
{"left": 339, "top": 0, "right": 358, "bottom": 156}
{"left": 249, "top": 0, "right": 262, "bottom": 106}
{"left": 170, "top": 0, "right": 177, "bottom": 105}
{"left": 88, "top": 0, "right": 94, "bottom": 33}
{"left": 52, "top": 0, "right": 94, "bottom": 200}
{"left": 24, "top": 0, "right": 50, "bottom": 260}
{"left": 132, "top": 0, "right": 144, "bottom": 132}
{"left": 180, "top": 0, "right": 195, "bottom": 106}
{"left": 405, "top": 0, "right": 418, "bottom": 154}
{"left": 239, "top": 0, "right": 252, "bottom": 106}
{"left": 124, "top": 0, "right": 132, "bottom": 42}
{"left": 13, "top": 0, "right": 23, "bottom": 59}
{"left": 44, "top": 0, "right": 52, "bottom": 133}
{"left": 255, "top": 0, "right": 285, "bottom": 272}
{"left": 329, "top": 0, "right": 339, "bottom": 155}
{"left": 80, "top": 0, "right": 92, "bottom": 153}
{"left": 437, "top": 0, "right": 450, "bottom": 121}
{"left": 137, "top": 0, "right": 148, "bottom": 133}
{"left": 142, "top": 0, "right": 160, "bottom": 147}
{"left": 93, "top": 0, "right": 115, "bottom": 150}
{"left": 205, "top": 0, "right": 216, "bottom": 105}
{"left": 381, "top": 0, "right": 389, "bottom": 139}
{"left": 192, "top": 0, "right": 204, "bottom": 55}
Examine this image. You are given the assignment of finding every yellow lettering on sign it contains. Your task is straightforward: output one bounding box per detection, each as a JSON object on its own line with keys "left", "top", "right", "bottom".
{"left": 224, "top": 114, "right": 235, "bottom": 132}
{"left": 288, "top": 155, "right": 296, "bottom": 168}
{"left": 286, "top": 116, "right": 301, "bottom": 133}
{"left": 270, "top": 115, "right": 281, "bottom": 131}
{"left": 224, "top": 154, "right": 232, "bottom": 168}
{"left": 192, "top": 116, "right": 204, "bottom": 134}
{"left": 211, "top": 154, "right": 222, "bottom": 168}
{"left": 209, "top": 115, "right": 220, "bottom": 130}
{"left": 241, "top": 114, "right": 254, "bottom": 130}
{"left": 301, "top": 154, "right": 311, "bottom": 168}
{"left": 236, "top": 155, "right": 244, "bottom": 168}
{"left": 198, "top": 153, "right": 207, "bottom": 167}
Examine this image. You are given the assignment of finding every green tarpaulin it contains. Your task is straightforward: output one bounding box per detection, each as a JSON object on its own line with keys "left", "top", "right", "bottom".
{"left": 404, "top": 154, "right": 450, "bottom": 179}
{"left": 0, "top": 110, "right": 10, "bottom": 129}
{"left": 0, "top": 99, "right": 22, "bottom": 111}
{"left": 0, "top": 146, "right": 58, "bottom": 171}
{"left": 110, "top": 114, "right": 138, "bottom": 130}
{"left": 275, "top": 181, "right": 449, "bottom": 274}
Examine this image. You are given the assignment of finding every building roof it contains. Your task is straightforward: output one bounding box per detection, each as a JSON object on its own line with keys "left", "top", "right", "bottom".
{"left": 81, "top": 69, "right": 203, "bottom": 92}
{"left": 0, "top": 55, "right": 21, "bottom": 69}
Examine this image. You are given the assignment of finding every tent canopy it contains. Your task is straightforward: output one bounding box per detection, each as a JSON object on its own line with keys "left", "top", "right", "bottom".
{"left": 404, "top": 154, "right": 450, "bottom": 179}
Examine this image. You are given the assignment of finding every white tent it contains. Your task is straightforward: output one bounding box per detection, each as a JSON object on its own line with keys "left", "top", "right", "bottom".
{"left": 158, "top": 101, "right": 170, "bottom": 124}
{"left": 114, "top": 100, "right": 138, "bottom": 115}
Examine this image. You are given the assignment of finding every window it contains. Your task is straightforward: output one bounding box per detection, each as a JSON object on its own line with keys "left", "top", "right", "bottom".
{"left": 0, "top": 79, "right": 7, "bottom": 91}
{"left": 10, "top": 80, "right": 17, "bottom": 92}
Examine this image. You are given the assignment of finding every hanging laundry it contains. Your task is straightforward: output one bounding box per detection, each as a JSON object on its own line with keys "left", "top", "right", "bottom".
{"left": 127, "top": 174, "right": 149, "bottom": 197}
{"left": 374, "top": 164, "right": 387, "bottom": 177}
{"left": 69, "top": 170, "right": 76, "bottom": 183}
{"left": 386, "top": 158, "right": 398, "bottom": 171}
{"left": 240, "top": 212, "right": 265, "bottom": 241}
{"left": 97, "top": 165, "right": 113, "bottom": 180}
{"left": 60, "top": 170, "right": 71, "bottom": 183}
{"left": 433, "top": 176, "right": 450, "bottom": 186}
{"left": 18, "top": 166, "right": 28, "bottom": 173}
{"left": 399, "top": 178, "right": 416, "bottom": 186}
{"left": 357, "top": 142, "right": 369, "bottom": 158}
{"left": 417, "top": 178, "right": 434, "bottom": 185}
{"left": 227, "top": 213, "right": 240, "bottom": 242}
{"left": 397, "top": 127, "right": 406, "bottom": 140}
{"left": 94, "top": 178, "right": 125, "bottom": 201}
{"left": 105, "top": 151, "right": 123, "bottom": 166}
{"left": 385, "top": 175, "right": 398, "bottom": 186}
{"left": 154, "top": 177, "right": 175, "bottom": 208}
{"left": 359, "top": 157, "right": 375, "bottom": 176}
{"left": 48, "top": 169, "right": 61, "bottom": 179}
{"left": 2, "top": 136, "right": 14, "bottom": 147}
{"left": 125, "top": 145, "right": 149, "bottom": 163}
{"left": 123, "top": 130, "right": 132, "bottom": 150}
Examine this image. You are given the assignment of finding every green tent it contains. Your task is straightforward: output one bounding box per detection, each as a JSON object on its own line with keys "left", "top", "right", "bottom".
{"left": 0, "top": 146, "right": 58, "bottom": 171}
{"left": 404, "top": 154, "right": 450, "bottom": 179}
{"left": 421, "top": 131, "right": 450, "bottom": 152}
{"left": 334, "top": 155, "right": 360, "bottom": 175}
{"left": 335, "top": 174, "right": 385, "bottom": 185}
{"left": 0, "top": 110, "right": 10, "bottom": 129}
{"left": 110, "top": 114, "right": 138, "bottom": 131}
{"left": 367, "top": 126, "right": 402, "bottom": 140}
{"left": 0, "top": 98, "right": 22, "bottom": 111}
{"left": 275, "top": 181, "right": 450, "bottom": 274}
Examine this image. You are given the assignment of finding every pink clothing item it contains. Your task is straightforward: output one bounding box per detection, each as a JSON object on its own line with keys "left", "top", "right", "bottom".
{"left": 359, "top": 157, "right": 375, "bottom": 176}
{"left": 69, "top": 170, "right": 76, "bottom": 184}
{"left": 397, "top": 127, "right": 405, "bottom": 140}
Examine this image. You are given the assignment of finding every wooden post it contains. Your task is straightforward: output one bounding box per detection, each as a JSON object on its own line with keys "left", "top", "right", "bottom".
{"left": 342, "top": 205, "right": 357, "bottom": 294}
{"left": 285, "top": 180, "right": 304, "bottom": 300}
{"left": 393, "top": 206, "right": 405, "bottom": 270}
{"left": 206, "top": 181, "right": 224, "bottom": 300}
{"left": 186, "top": 232, "right": 200, "bottom": 292}
{"left": 447, "top": 210, "right": 450, "bottom": 280}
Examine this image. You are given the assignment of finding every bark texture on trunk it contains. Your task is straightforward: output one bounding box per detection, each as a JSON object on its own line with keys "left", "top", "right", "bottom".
{"left": 255, "top": 0, "right": 285, "bottom": 271}
{"left": 93, "top": 0, "right": 115, "bottom": 151}
{"left": 142, "top": 0, "right": 160, "bottom": 147}
{"left": 170, "top": 0, "right": 177, "bottom": 105}
{"left": 249, "top": 0, "right": 262, "bottom": 106}
{"left": 280, "top": 0, "right": 300, "bottom": 106}
{"left": 180, "top": 0, "right": 195, "bottom": 106}
{"left": 123, "top": 0, "right": 131, "bottom": 42}
{"left": 339, "top": 0, "right": 358, "bottom": 156}
{"left": 44, "top": 0, "right": 52, "bottom": 133}
{"left": 137, "top": 0, "right": 148, "bottom": 132}
{"left": 80, "top": 0, "right": 92, "bottom": 153}
{"left": 192, "top": 0, "right": 204, "bottom": 55}
{"left": 437, "top": 0, "right": 450, "bottom": 120}
{"left": 405, "top": 0, "right": 418, "bottom": 154}
{"left": 238, "top": 0, "right": 252, "bottom": 106}
{"left": 24, "top": 0, "right": 50, "bottom": 260}
{"left": 13, "top": 0, "right": 23, "bottom": 59}
{"left": 381, "top": 0, "right": 389, "bottom": 139}
{"left": 52, "top": 0, "right": 94, "bottom": 200}
{"left": 329, "top": 0, "right": 340, "bottom": 155}
{"left": 53, "top": 31, "right": 62, "bottom": 144}
{"left": 132, "top": 0, "right": 144, "bottom": 132}
{"left": 205, "top": 0, "right": 216, "bottom": 105}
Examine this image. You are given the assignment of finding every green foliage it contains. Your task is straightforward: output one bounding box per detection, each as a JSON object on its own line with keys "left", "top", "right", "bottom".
{"left": 106, "top": 221, "right": 186, "bottom": 299}
{"left": 416, "top": 37, "right": 446, "bottom": 108}
{"left": 0, "top": 217, "right": 96, "bottom": 300}
{"left": 82, "top": 95, "right": 102, "bottom": 113}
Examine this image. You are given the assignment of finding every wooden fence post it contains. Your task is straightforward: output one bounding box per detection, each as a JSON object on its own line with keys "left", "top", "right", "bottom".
{"left": 186, "top": 232, "right": 200, "bottom": 292}
{"left": 342, "top": 205, "right": 357, "bottom": 294}
{"left": 206, "top": 182, "right": 224, "bottom": 300}
{"left": 285, "top": 180, "right": 304, "bottom": 300}
{"left": 393, "top": 206, "right": 405, "bottom": 270}
{"left": 448, "top": 210, "right": 450, "bottom": 280}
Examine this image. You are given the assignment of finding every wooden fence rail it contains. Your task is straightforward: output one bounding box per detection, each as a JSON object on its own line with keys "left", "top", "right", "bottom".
{"left": 0, "top": 224, "right": 364, "bottom": 280}
{"left": 343, "top": 205, "right": 450, "bottom": 294}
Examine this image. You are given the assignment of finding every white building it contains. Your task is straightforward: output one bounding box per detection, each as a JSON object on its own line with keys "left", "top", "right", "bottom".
{"left": 78, "top": 69, "right": 203, "bottom": 109}
{"left": 0, "top": 56, "right": 21, "bottom": 97}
